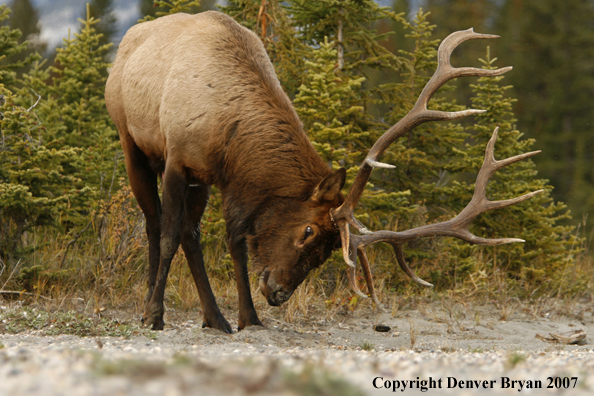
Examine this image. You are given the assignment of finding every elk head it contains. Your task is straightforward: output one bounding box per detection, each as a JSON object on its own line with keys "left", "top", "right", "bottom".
{"left": 251, "top": 168, "right": 346, "bottom": 306}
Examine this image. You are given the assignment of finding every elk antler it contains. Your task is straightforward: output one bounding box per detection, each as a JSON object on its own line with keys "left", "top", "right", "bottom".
{"left": 331, "top": 29, "right": 543, "bottom": 309}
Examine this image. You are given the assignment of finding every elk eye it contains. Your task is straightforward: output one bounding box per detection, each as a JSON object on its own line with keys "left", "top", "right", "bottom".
{"left": 304, "top": 226, "right": 313, "bottom": 239}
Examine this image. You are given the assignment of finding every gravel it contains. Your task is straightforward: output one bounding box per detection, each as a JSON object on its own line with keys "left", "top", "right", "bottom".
{"left": 1, "top": 301, "right": 593, "bottom": 395}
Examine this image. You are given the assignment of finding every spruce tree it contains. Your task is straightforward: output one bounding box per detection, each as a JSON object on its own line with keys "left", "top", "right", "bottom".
{"left": 495, "top": 0, "right": 594, "bottom": 237}
{"left": 294, "top": 38, "right": 413, "bottom": 222}
{"left": 88, "top": 0, "right": 117, "bottom": 61}
{"left": 0, "top": 5, "right": 39, "bottom": 91}
{"left": 42, "top": 5, "right": 122, "bottom": 200}
{"left": 0, "top": 90, "right": 92, "bottom": 262}
{"left": 378, "top": 11, "right": 468, "bottom": 224}
{"left": 434, "top": 49, "right": 578, "bottom": 292}
{"left": 138, "top": 0, "right": 206, "bottom": 22}
{"left": 5, "top": 0, "right": 46, "bottom": 75}
{"left": 424, "top": 0, "right": 500, "bottom": 108}
{"left": 219, "top": 0, "right": 307, "bottom": 96}
{"left": 140, "top": 0, "right": 166, "bottom": 19}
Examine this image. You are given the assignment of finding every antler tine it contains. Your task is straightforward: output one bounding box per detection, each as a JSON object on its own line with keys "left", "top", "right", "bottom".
{"left": 357, "top": 248, "right": 385, "bottom": 311}
{"left": 346, "top": 260, "right": 368, "bottom": 300}
{"left": 475, "top": 127, "right": 541, "bottom": 193}
{"left": 391, "top": 243, "right": 434, "bottom": 287}
{"left": 337, "top": 220, "right": 355, "bottom": 268}
{"left": 345, "top": 246, "right": 387, "bottom": 311}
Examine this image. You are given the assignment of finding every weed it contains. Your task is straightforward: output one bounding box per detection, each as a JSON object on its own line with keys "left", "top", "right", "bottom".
{"left": 440, "top": 345, "right": 457, "bottom": 353}
{"left": 507, "top": 352, "right": 527, "bottom": 369}
{"left": 171, "top": 352, "right": 192, "bottom": 367}
{"left": 0, "top": 307, "right": 155, "bottom": 338}
{"left": 391, "top": 295, "right": 400, "bottom": 317}
{"left": 409, "top": 320, "right": 417, "bottom": 349}
{"left": 468, "top": 346, "right": 484, "bottom": 353}
{"left": 93, "top": 356, "right": 167, "bottom": 379}
{"left": 360, "top": 340, "right": 374, "bottom": 351}
{"left": 284, "top": 363, "right": 366, "bottom": 396}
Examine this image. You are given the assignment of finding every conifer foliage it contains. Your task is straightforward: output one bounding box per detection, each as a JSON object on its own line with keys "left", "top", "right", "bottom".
{"left": 439, "top": 50, "right": 578, "bottom": 291}
{"left": 1, "top": 5, "right": 122, "bottom": 266}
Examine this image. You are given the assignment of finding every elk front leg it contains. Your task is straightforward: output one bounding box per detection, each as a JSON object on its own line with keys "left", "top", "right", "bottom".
{"left": 228, "top": 233, "right": 263, "bottom": 330}
{"left": 142, "top": 162, "right": 187, "bottom": 330}
{"left": 181, "top": 185, "right": 233, "bottom": 334}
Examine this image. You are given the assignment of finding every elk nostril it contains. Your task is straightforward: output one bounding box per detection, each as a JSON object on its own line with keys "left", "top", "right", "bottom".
{"left": 271, "top": 289, "right": 292, "bottom": 306}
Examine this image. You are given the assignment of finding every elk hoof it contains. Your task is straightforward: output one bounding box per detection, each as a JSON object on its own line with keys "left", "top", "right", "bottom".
{"left": 142, "top": 314, "right": 165, "bottom": 330}
{"left": 202, "top": 315, "right": 233, "bottom": 334}
{"left": 238, "top": 319, "right": 264, "bottom": 331}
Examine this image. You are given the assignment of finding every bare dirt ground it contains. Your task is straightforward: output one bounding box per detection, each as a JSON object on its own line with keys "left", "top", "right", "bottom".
{"left": 1, "top": 298, "right": 594, "bottom": 395}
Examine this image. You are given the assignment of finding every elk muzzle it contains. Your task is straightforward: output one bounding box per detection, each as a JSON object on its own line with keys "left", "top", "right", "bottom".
{"left": 259, "top": 268, "right": 294, "bottom": 306}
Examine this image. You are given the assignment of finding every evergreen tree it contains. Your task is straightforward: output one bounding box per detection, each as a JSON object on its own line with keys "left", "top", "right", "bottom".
{"left": 495, "top": 0, "right": 594, "bottom": 236}
{"left": 38, "top": 5, "right": 122, "bottom": 200}
{"left": 49, "top": 6, "right": 113, "bottom": 147}
{"left": 140, "top": 0, "right": 166, "bottom": 20}
{"left": 139, "top": 0, "right": 214, "bottom": 22}
{"left": 5, "top": 0, "right": 46, "bottom": 70}
{"left": 87, "top": 0, "right": 117, "bottom": 60}
{"left": 0, "top": 5, "right": 39, "bottom": 91}
{"left": 0, "top": 90, "right": 92, "bottom": 262}
{"left": 294, "top": 37, "right": 413, "bottom": 222}
{"left": 436, "top": 49, "right": 578, "bottom": 292}
{"left": 0, "top": 5, "right": 93, "bottom": 260}
{"left": 219, "top": 0, "right": 307, "bottom": 96}
{"left": 375, "top": 0, "right": 411, "bottom": 56}
{"left": 379, "top": 11, "right": 468, "bottom": 221}
{"left": 424, "top": 0, "right": 500, "bottom": 108}
{"left": 295, "top": 38, "right": 367, "bottom": 169}
{"left": 288, "top": 0, "right": 403, "bottom": 72}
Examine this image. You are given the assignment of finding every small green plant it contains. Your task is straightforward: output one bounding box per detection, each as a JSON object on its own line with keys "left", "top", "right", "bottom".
{"left": 0, "top": 307, "right": 155, "bottom": 338}
{"left": 360, "top": 340, "right": 375, "bottom": 351}
{"left": 409, "top": 320, "right": 417, "bottom": 349}
{"left": 284, "top": 363, "right": 366, "bottom": 396}
{"left": 507, "top": 352, "right": 527, "bottom": 369}
{"left": 93, "top": 356, "right": 167, "bottom": 378}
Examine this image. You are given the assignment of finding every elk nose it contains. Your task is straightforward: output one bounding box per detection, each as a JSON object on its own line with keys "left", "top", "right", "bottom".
{"left": 268, "top": 288, "right": 293, "bottom": 306}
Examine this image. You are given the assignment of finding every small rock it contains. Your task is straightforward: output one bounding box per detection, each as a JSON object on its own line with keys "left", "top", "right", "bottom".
{"left": 374, "top": 324, "right": 391, "bottom": 333}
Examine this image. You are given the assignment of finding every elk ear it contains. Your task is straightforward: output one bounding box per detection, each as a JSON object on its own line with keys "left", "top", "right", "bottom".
{"left": 312, "top": 168, "right": 346, "bottom": 203}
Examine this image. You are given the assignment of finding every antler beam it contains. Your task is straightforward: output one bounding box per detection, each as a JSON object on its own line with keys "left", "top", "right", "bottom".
{"left": 331, "top": 29, "right": 542, "bottom": 309}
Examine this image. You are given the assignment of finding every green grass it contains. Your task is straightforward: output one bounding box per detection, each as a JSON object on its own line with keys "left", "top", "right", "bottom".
{"left": 0, "top": 307, "right": 156, "bottom": 338}
{"left": 360, "top": 340, "right": 375, "bottom": 351}
{"left": 283, "top": 364, "right": 367, "bottom": 396}
{"left": 507, "top": 352, "right": 527, "bottom": 369}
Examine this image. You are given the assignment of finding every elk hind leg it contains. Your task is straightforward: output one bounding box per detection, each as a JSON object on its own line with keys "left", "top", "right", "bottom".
{"left": 143, "top": 161, "right": 187, "bottom": 330}
{"left": 119, "top": 136, "right": 162, "bottom": 308}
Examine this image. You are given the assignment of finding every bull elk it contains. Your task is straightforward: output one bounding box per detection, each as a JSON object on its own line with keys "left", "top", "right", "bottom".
{"left": 105, "top": 11, "right": 541, "bottom": 333}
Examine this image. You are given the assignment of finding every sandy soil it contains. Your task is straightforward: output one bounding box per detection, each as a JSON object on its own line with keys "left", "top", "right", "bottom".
{"left": 1, "top": 298, "right": 593, "bottom": 395}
